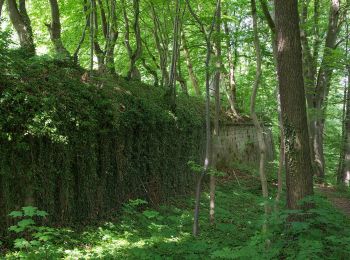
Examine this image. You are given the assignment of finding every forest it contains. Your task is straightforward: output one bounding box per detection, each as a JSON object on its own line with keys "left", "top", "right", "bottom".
{"left": 0, "top": 0, "right": 350, "bottom": 259}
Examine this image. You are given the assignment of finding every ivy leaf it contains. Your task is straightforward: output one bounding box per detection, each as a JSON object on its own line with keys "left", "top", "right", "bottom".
{"left": 22, "top": 206, "right": 38, "bottom": 217}
{"left": 8, "top": 211, "right": 23, "bottom": 217}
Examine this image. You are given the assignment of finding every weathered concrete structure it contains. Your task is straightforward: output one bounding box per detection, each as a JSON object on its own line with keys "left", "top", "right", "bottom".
{"left": 213, "top": 123, "right": 275, "bottom": 168}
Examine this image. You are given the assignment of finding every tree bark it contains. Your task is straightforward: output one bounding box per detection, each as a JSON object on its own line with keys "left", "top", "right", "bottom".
{"left": 338, "top": 17, "right": 350, "bottom": 185}
{"left": 312, "top": 0, "right": 340, "bottom": 180}
{"left": 339, "top": 65, "right": 350, "bottom": 185}
{"left": 150, "top": 2, "right": 170, "bottom": 87}
{"left": 223, "top": 14, "right": 239, "bottom": 117}
{"left": 47, "top": 0, "right": 70, "bottom": 57}
{"left": 300, "top": 0, "right": 341, "bottom": 181}
{"left": 105, "top": 0, "right": 118, "bottom": 74}
{"left": 7, "top": 0, "right": 35, "bottom": 55}
{"left": 274, "top": 0, "right": 314, "bottom": 210}
{"left": 182, "top": 31, "right": 201, "bottom": 95}
{"left": 210, "top": 0, "right": 221, "bottom": 225}
{"left": 122, "top": 0, "right": 142, "bottom": 80}
{"left": 0, "top": 0, "right": 5, "bottom": 20}
{"left": 166, "top": 0, "right": 181, "bottom": 110}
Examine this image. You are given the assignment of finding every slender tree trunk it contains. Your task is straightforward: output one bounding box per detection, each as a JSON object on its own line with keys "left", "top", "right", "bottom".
{"left": 274, "top": 0, "right": 314, "bottom": 210}
{"left": 167, "top": 0, "right": 181, "bottom": 110}
{"left": 105, "top": 0, "right": 118, "bottom": 74}
{"left": 223, "top": 11, "right": 239, "bottom": 117}
{"left": 89, "top": 0, "right": 95, "bottom": 74}
{"left": 339, "top": 66, "right": 350, "bottom": 185}
{"left": 73, "top": 15, "right": 89, "bottom": 64}
{"left": 150, "top": 2, "right": 169, "bottom": 87}
{"left": 300, "top": 0, "right": 341, "bottom": 182}
{"left": 186, "top": 0, "right": 219, "bottom": 236}
{"left": 46, "top": 0, "right": 70, "bottom": 57}
{"left": 0, "top": 0, "right": 5, "bottom": 20}
{"left": 182, "top": 31, "right": 201, "bottom": 95}
{"left": 338, "top": 18, "right": 350, "bottom": 185}
{"left": 259, "top": 0, "right": 285, "bottom": 209}
{"left": 210, "top": 0, "right": 221, "bottom": 226}
{"left": 312, "top": 0, "right": 340, "bottom": 181}
{"left": 7, "top": 0, "right": 35, "bottom": 55}
{"left": 250, "top": 0, "right": 269, "bottom": 229}
{"left": 122, "top": 0, "right": 142, "bottom": 79}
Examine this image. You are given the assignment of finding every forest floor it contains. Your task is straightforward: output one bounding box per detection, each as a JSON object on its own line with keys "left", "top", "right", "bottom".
{"left": 3, "top": 169, "right": 350, "bottom": 259}
{"left": 318, "top": 185, "right": 350, "bottom": 217}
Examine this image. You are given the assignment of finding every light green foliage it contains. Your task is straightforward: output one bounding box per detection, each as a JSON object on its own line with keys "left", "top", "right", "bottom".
{"left": 4, "top": 180, "right": 350, "bottom": 259}
{"left": 8, "top": 206, "right": 51, "bottom": 250}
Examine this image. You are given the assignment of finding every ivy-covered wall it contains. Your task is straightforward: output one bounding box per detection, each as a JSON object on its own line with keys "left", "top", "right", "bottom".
{"left": 0, "top": 58, "right": 205, "bottom": 236}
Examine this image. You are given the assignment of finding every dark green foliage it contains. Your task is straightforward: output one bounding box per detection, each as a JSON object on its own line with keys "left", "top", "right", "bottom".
{"left": 0, "top": 56, "right": 205, "bottom": 238}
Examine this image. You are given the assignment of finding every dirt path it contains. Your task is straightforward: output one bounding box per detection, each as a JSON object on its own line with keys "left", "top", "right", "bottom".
{"left": 318, "top": 186, "right": 350, "bottom": 217}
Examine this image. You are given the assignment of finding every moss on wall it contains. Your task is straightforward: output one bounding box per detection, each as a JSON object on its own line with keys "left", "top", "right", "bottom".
{"left": 0, "top": 57, "right": 205, "bottom": 236}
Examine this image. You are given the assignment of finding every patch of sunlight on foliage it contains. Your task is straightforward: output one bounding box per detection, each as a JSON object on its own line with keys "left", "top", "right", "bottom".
{"left": 4, "top": 178, "right": 350, "bottom": 259}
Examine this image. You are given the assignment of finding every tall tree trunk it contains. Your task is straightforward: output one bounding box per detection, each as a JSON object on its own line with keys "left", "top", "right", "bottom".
{"left": 259, "top": 0, "right": 285, "bottom": 210}
{"left": 250, "top": 0, "right": 269, "bottom": 229}
{"left": 186, "top": 0, "right": 219, "bottom": 236}
{"left": 167, "top": 0, "right": 181, "bottom": 111}
{"left": 312, "top": 0, "right": 340, "bottom": 181}
{"left": 46, "top": 0, "right": 70, "bottom": 58}
{"left": 274, "top": 0, "right": 314, "bottom": 210}
{"left": 339, "top": 66, "right": 350, "bottom": 185}
{"left": 7, "top": 0, "right": 35, "bottom": 55}
{"left": 338, "top": 18, "right": 350, "bottom": 185}
{"left": 210, "top": 0, "right": 221, "bottom": 225}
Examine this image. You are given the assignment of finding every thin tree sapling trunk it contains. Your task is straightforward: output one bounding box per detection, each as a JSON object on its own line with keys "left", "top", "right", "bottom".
{"left": 250, "top": 0, "right": 269, "bottom": 228}
{"left": 185, "top": 0, "right": 220, "bottom": 236}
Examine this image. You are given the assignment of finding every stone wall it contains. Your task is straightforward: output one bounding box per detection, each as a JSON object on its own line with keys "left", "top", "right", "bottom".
{"left": 213, "top": 123, "right": 275, "bottom": 168}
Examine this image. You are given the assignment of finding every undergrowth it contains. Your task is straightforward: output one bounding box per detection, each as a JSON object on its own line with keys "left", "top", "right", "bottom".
{"left": 3, "top": 174, "right": 350, "bottom": 259}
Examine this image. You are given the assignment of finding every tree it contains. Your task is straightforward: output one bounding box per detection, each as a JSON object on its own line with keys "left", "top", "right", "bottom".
{"left": 46, "top": 0, "right": 70, "bottom": 58}
{"left": 122, "top": 0, "right": 142, "bottom": 80}
{"left": 166, "top": 0, "right": 181, "bottom": 111}
{"left": 274, "top": 0, "right": 314, "bottom": 209}
{"left": 7, "top": 0, "right": 35, "bottom": 55}
{"left": 185, "top": 0, "right": 220, "bottom": 236}
{"left": 250, "top": 0, "right": 269, "bottom": 226}
{"left": 338, "top": 13, "right": 350, "bottom": 185}
{"left": 0, "top": 0, "right": 5, "bottom": 20}
{"left": 300, "top": 0, "right": 341, "bottom": 181}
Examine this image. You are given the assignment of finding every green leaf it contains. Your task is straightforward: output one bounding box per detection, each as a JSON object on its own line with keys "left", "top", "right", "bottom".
{"left": 22, "top": 206, "right": 38, "bottom": 217}
{"left": 17, "top": 218, "right": 35, "bottom": 228}
{"left": 14, "top": 238, "right": 30, "bottom": 249}
{"left": 143, "top": 210, "right": 160, "bottom": 219}
{"left": 9, "top": 210, "right": 23, "bottom": 217}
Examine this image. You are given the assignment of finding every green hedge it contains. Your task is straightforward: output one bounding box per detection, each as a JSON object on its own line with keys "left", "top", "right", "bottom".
{"left": 0, "top": 57, "right": 205, "bottom": 237}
